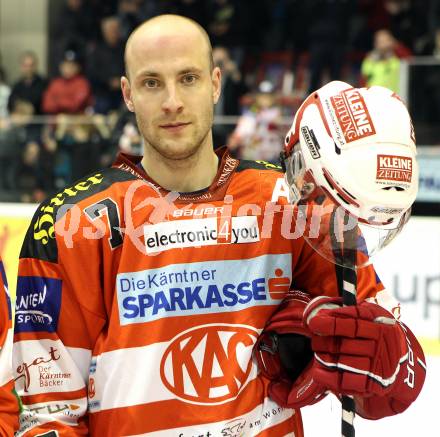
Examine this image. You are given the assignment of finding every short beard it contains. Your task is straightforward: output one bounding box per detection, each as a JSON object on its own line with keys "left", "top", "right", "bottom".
{"left": 150, "top": 132, "right": 208, "bottom": 162}
{"left": 136, "top": 111, "right": 213, "bottom": 163}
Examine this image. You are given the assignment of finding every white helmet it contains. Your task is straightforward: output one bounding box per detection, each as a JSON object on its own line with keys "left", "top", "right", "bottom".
{"left": 282, "top": 81, "right": 418, "bottom": 267}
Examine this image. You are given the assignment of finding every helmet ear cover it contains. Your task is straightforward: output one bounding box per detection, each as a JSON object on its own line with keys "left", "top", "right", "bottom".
{"left": 283, "top": 92, "right": 320, "bottom": 157}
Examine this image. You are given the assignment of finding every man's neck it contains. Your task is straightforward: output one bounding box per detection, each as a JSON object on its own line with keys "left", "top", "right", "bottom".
{"left": 141, "top": 142, "right": 219, "bottom": 193}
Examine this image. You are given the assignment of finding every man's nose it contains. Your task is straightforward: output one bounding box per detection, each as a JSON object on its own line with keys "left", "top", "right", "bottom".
{"left": 162, "top": 84, "right": 184, "bottom": 113}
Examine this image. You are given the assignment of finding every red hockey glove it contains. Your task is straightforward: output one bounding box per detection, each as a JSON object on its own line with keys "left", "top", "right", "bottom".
{"left": 256, "top": 293, "right": 426, "bottom": 418}
{"left": 255, "top": 291, "right": 328, "bottom": 410}
{"left": 304, "top": 296, "right": 427, "bottom": 418}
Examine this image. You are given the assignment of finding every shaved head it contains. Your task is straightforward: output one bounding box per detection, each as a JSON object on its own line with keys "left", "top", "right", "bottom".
{"left": 124, "top": 14, "right": 213, "bottom": 79}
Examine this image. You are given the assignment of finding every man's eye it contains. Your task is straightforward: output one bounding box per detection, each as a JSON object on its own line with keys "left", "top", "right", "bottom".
{"left": 182, "top": 74, "right": 197, "bottom": 84}
{"left": 145, "top": 79, "right": 159, "bottom": 88}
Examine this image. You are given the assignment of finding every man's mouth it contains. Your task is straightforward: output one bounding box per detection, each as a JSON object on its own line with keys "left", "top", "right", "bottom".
{"left": 160, "top": 122, "right": 191, "bottom": 132}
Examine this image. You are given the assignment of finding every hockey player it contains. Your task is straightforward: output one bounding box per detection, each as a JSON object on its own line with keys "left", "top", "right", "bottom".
{"left": 12, "top": 15, "right": 425, "bottom": 436}
{"left": 0, "top": 258, "right": 19, "bottom": 435}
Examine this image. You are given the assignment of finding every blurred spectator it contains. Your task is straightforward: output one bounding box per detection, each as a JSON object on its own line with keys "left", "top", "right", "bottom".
{"left": 418, "top": 25, "right": 440, "bottom": 56}
{"left": 214, "top": 46, "right": 246, "bottom": 112}
{"left": 118, "top": 0, "right": 147, "bottom": 42}
{"left": 207, "top": 0, "right": 247, "bottom": 64}
{"left": 0, "top": 116, "right": 19, "bottom": 190}
{"left": 383, "top": 0, "right": 426, "bottom": 53}
{"left": 212, "top": 46, "right": 247, "bottom": 146}
{"left": 8, "top": 51, "right": 47, "bottom": 115}
{"left": 415, "top": 28, "right": 440, "bottom": 124}
{"left": 42, "top": 51, "right": 93, "bottom": 115}
{"left": 89, "top": 0, "right": 119, "bottom": 18}
{"left": 260, "top": 0, "right": 302, "bottom": 51}
{"left": 304, "top": 0, "right": 356, "bottom": 93}
{"left": 13, "top": 141, "right": 48, "bottom": 203}
{"left": 358, "top": 0, "right": 391, "bottom": 38}
{"left": 118, "top": 121, "right": 142, "bottom": 155}
{"left": 361, "top": 29, "right": 403, "bottom": 93}
{"left": 428, "top": 0, "right": 440, "bottom": 36}
{"left": 86, "top": 16, "right": 125, "bottom": 114}
{"left": 431, "top": 27, "right": 440, "bottom": 59}
{"left": 52, "top": 0, "right": 96, "bottom": 64}
{"left": 0, "top": 68, "right": 10, "bottom": 118}
{"left": 0, "top": 100, "right": 34, "bottom": 190}
{"left": 108, "top": 108, "right": 141, "bottom": 161}
{"left": 227, "top": 81, "right": 283, "bottom": 162}
{"left": 54, "top": 114, "right": 111, "bottom": 185}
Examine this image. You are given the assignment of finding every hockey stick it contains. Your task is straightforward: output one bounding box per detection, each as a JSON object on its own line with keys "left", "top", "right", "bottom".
{"left": 331, "top": 211, "right": 357, "bottom": 437}
{"left": 340, "top": 249, "right": 357, "bottom": 437}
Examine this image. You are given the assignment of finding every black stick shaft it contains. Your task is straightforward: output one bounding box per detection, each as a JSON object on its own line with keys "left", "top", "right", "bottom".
{"left": 341, "top": 264, "right": 357, "bottom": 437}
{"left": 340, "top": 229, "right": 358, "bottom": 437}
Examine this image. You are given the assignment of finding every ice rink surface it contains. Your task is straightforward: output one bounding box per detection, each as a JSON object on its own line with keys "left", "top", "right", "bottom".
{"left": 301, "top": 355, "right": 438, "bottom": 436}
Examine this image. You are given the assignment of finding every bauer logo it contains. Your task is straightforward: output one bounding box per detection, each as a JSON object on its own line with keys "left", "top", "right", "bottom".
{"left": 117, "top": 254, "right": 292, "bottom": 325}
{"left": 15, "top": 277, "right": 62, "bottom": 333}
{"left": 301, "top": 126, "right": 321, "bottom": 159}
{"left": 330, "top": 88, "right": 376, "bottom": 143}
{"left": 144, "top": 216, "right": 259, "bottom": 254}
{"left": 160, "top": 324, "right": 258, "bottom": 404}
{"left": 377, "top": 155, "right": 413, "bottom": 183}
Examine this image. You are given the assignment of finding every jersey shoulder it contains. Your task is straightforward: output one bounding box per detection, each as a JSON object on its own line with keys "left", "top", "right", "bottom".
{"left": 233, "top": 159, "right": 289, "bottom": 204}
{"left": 236, "top": 159, "right": 283, "bottom": 174}
{"left": 20, "top": 167, "right": 139, "bottom": 263}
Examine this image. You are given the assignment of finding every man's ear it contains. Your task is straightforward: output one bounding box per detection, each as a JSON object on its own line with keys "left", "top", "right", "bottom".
{"left": 212, "top": 66, "right": 222, "bottom": 104}
{"left": 121, "top": 76, "right": 135, "bottom": 112}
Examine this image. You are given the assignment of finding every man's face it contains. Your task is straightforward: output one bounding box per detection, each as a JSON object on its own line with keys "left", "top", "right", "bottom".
{"left": 60, "top": 60, "right": 79, "bottom": 79}
{"left": 102, "top": 19, "right": 121, "bottom": 46}
{"left": 122, "top": 30, "right": 221, "bottom": 160}
{"left": 374, "top": 31, "right": 394, "bottom": 54}
{"left": 21, "top": 55, "right": 36, "bottom": 78}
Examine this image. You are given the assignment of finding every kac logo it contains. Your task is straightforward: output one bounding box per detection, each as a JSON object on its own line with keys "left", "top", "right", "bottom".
{"left": 160, "top": 324, "right": 258, "bottom": 404}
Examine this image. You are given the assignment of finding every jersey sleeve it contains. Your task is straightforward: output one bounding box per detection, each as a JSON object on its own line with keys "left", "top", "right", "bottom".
{"left": 291, "top": 234, "right": 385, "bottom": 300}
{"left": 13, "top": 189, "right": 108, "bottom": 435}
{"left": 263, "top": 175, "right": 385, "bottom": 301}
{"left": 0, "top": 259, "right": 20, "bottom": 435}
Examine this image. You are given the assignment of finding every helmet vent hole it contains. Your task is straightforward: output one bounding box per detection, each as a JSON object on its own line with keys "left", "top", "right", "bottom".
{"left": 342, "top": 187, "right": 357, "bottom": 199}
{"left": 382, "top": 186, "right": 405, "bottom": 191}
{"left": 323, "top": 172, "right": 333, "bottom": 187}
{"left": 336, "top": 193, "right": 350, "bottom": 205}
{"left": 322, "top": 167, "right": 361, "bottom": 208}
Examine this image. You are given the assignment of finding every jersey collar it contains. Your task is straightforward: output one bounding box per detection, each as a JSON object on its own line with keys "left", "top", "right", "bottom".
{"left": 112, "top": 146, "right": 239, "bottom": 202}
